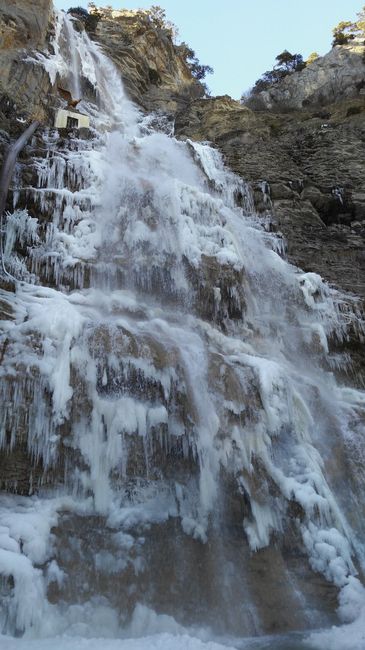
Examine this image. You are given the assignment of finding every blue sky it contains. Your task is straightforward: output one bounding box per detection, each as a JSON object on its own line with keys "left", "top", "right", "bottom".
{"left": 54, "top": 1, "right": 362, "bottom": 99}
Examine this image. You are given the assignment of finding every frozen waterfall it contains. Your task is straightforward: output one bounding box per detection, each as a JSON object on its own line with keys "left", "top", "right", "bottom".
{"left": 1, "top": 10, "right": 365, "bottom": 650}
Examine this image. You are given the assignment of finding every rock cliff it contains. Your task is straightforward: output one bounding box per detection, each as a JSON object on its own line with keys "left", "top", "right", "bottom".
{"left": 0, "top": 4, "right": 205, "bottom": 146}
{"left": 254, "top": 41, "right": 365, "bottom": 111}
{"left": 0, "top": 3, "right": 364, "bottom": 377}
{"left": 0, "top": 0, "right": 53, "bottom": 129}
{"left": 90, "top": 7, "right": 205, "bottom": 113}
{"left": 83, "top": 11, "right": 365, "bottom": 311}
{"left": 174, "top": 90, "right": 365, "bottom": 383}
{"left": 68, "top": 10, "right": 365, "bottom": 320}
{"left": 175, "top": 95, "right": 365, "bottom": 301}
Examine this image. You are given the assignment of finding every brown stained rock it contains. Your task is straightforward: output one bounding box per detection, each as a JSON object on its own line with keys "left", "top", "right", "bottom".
{"left": 49, "top": 510, "right": 338, "bottom": 635}
{"left": 246, "top": 543, "right": 338, "bottom": 631}
{"left": 0, "top": 442, "right": 44, "bottom": 495}
{"left": 184, "top": 253, "right": 246, "bottom": 326}
{"left": 208, "top": 354, "right": 263, "bottom": 431}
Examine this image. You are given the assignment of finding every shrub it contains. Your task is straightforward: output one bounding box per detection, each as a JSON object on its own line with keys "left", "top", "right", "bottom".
{"left": 145, "top": 5, "right": 179, "bottom": 41}
{"left": 332, "top": 20, "right": 357, "bottom": 46}
{"left": 179, "top": 44, "right": 213, "bottom": 81}
{"left": 147, "top": 5, "right": 166, "bottom": 28}
{"left": 275, "top": 50, "right": 305, "bottom": 72}
{"left": 67, "top": 6, "right": 101, "bottom": 32}
{"left": 67, "top": 7, "right": 89, "bottom": 19}
{"left": 85, "top": 12, "right": 101, "bottom": 32}
{"left": 306, "top": 52, "right": 319, "bottom": 65}
{"left": 243, "top": 50, "right": 305, "bottom": 99}
{"left": 346, "top": 105, "right": 362, "bottom": 116}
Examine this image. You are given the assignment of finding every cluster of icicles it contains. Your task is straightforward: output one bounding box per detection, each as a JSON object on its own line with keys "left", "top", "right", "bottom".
{"left": 0, "top": 9, "right": 365, "bottom": 645}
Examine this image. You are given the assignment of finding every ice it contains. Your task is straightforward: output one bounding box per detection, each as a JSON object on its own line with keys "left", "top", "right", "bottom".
{"left": 309, "top": 608, "right": 365, "bottom": 650}
{"left": 1, "top": 6, "right": 365, "bottom": 644}
{"left": 0, "top": 549, "right": 45, "bottom": 631}
{"left": 243, "top": 500, "right": 281, "bottom": 551}
{"left": 0, "top": 634, "right": 238, "bottom": 650}
{"left": 26, "top": 11, "right": 68, "bottom": 86}
{"left": 0, "top": 495, "right": 71, "bottom": 633}
{"left": 4, "top": 210, "right": 39, "bottom": 258}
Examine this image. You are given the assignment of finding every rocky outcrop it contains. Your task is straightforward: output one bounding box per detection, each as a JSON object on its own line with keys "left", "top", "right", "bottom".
{"left": 0, "top": 0, "right": 53, "bottom": 131}
{"left": 175, "top": 95, "right": 365, "bottom": 303}
{"left": 175, "top": 91, "right": 365, "bottom": 385}
{"left": 90, "top": 8, "right": 205, "bottom": 114}
{"left": 1, "top": 0, "right": 51, "bottom": 48}
{"left": 252, "top": 42, "right": 365, "bottom": 111}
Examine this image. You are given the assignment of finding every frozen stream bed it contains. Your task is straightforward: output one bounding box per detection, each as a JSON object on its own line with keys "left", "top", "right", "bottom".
{"left": 1, "top": 626, "right": 365, "bottom": 650}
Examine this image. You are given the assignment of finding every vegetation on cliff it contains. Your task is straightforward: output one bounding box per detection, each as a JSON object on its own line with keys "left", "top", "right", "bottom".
{"left": 68, "top": 3, "right": 213, "bottom": 90}
{"left": 68, "top": 5, "right": 102, "bottom": 32}
{"left": 244, "top": 50, "right": 306, "bottom": 99}
{"left": 332, "top": 5, "right": 365, "bottom": 45}
{"left": 243, "top": 4, "right": 365, "bottom": 105}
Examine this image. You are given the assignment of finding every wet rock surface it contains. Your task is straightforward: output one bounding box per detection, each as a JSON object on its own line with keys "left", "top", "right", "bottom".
{"left": 49, "top": 512, "right": 338, "bottom": 635}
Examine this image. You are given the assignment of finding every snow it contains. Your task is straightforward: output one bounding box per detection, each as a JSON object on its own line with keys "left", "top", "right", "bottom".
{"left": 0, "top": 495, "right": 70, "bottom": 632}
{"left": 309, "top": 609, "right": 365, "bottom": 650}
{"left": 0, "top": 635, "right": 237, "bottom": 650}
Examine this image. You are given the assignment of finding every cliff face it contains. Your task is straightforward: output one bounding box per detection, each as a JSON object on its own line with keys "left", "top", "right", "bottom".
{"left": 88, "top": 15, "right": 365, "bottom": 306}
{"left": 254, "top": 42, "right": 365, "bottom": 111}
{"left": 0, "top": 0, "right": 53, "bottom": 130}
{"left": 90, "top": 8, "right": 205, "bottom": 114}
{"left": 196, "top": 40, "right": 365, "bottom": 310}
{"left": 175, "top": 96, "right": 365, "bottom": 299}
{"left": 0, "top": 4, "right": 205, "bottom": 133}
{"left": 1, "top": 0, "right": 51, "bottom": 48}
{"left": 174, "top": 92, "right": 365, "bottom": 382}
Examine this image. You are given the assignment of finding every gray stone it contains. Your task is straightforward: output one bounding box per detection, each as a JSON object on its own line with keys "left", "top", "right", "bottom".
{"left": 256, "top": 43, "right": 365, "bottom": 111}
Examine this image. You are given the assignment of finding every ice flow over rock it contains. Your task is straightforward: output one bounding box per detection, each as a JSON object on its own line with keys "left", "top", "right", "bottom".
{"left": 1, "top": 10, "right": 365, "bottom": 645}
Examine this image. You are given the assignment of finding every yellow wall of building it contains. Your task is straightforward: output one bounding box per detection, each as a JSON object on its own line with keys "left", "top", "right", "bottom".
{"left": 54, "top": 109, "right": 90, "bottom": 129}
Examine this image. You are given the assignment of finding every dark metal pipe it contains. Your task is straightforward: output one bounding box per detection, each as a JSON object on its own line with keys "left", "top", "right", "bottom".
{"left": 0, "top": 121, "right": 39, "bottom": 280}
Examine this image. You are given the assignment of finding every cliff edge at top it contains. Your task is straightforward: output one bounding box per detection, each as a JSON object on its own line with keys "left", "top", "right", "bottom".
{"left": 249, "top": 41, "right": 365, "bottom": 112}
{"left": 76, "top": 5, "right": 207, "bottom": 114}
